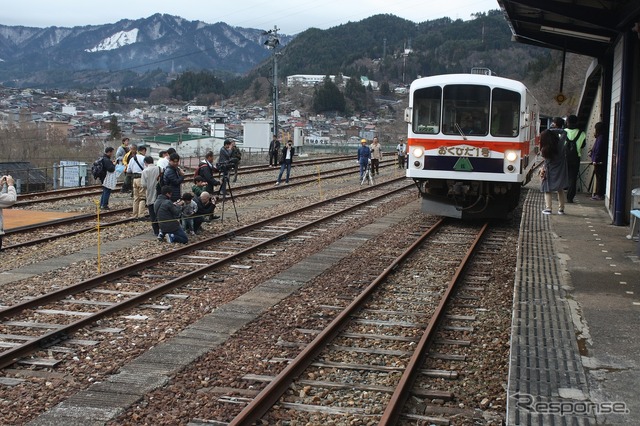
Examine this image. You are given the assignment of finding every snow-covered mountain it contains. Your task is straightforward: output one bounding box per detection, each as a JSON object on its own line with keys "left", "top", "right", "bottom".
{"left": 85, "top": 29, "right": 139, "bottom": 52}
{"left": 0, "top": 13, "right": 292, "bottom": 88}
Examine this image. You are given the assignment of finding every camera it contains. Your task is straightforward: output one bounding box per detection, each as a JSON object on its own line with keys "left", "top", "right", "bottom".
{"left": 216, "top": 162, "right": 230, "bottom": 173}
{"left": 216, "top": 159, "right": 237, "bottom": 175}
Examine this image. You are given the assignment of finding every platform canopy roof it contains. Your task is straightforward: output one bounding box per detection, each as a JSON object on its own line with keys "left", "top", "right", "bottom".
{"left": 497, "top": 0, "right": 640, "bottom": 58}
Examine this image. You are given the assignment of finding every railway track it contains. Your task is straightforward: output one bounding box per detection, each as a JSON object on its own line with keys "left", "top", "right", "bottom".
{"left": 14, "top": 154, "right": 392, "bottom": 206}
{"left": 0, "top": 179, "right": 413, "bottom": 371}
{"left": 3, "top": 159, "right": 401, "bottom": 250}
{"left": 182, "top": 219, "right": 503, "bottom": 425}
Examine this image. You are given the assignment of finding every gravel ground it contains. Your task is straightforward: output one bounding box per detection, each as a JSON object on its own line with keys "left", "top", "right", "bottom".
{"left": 107, "top": 204, "right": 522, "bottom": 425}
{"left": 0, "top": 166, "right": 413, "bottom": 425}
{"left": 0, "top": 165, "right": 522, "bottom": 426}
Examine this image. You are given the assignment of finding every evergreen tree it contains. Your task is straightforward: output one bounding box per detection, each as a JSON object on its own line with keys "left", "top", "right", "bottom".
{"left": 312, "top": 77, "right": 346, "bottom": 113}
{"left": 109, "top": 115, "right": 121, "bottom": 141}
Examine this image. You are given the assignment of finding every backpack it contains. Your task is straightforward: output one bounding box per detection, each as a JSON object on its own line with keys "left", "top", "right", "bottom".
{"left": 194, "top": 162, "right": 210, "bottom": 178}
{"left": 155, "top": 167, "right": 164, "bottom": 194}
{"left": 231, "top": 146, "right": 242, "bottom": 160}
{"left": 564, "top": 130, "right": 582, "bottom": 160}
{"left": 91, "top": 157, "right": 104, "bottom": 180}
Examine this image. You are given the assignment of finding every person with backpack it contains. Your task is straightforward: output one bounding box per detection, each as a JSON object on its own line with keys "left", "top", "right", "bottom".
{"left": 97, "top": 147, "right": 117, "bottom": 210}
{"left": 196, "top": 151, "right": 221, "bottom": 194}
{"left": 539, "top": 130, "right": 569, "bottom": 215}
{"left": 564, "top": 115, "right": 586, "bottom": 203}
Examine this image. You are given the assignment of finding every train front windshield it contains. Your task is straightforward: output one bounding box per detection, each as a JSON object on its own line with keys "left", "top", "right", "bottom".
{"left": 412, "top": 84, "right": 521, "bottom": 138}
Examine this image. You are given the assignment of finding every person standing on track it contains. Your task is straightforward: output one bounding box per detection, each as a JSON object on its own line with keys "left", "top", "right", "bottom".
{"left": 0, "top": 175, "right": 17, "bottom": 251}
{"left": 115, "top": 137, "right": 129, "bottom": 166}
{"left": 370, "top": 136, "right": 382, "bottom": 175}
{"left": 128, "top": 145, "right": 147, "bottom": 220}
{"left": 230, "top": 140, "right": 242, "bottom": 182}
{"left": 163, "top": 153, "right": 185, "bottom": 202}
{"left": 98, "top": 147, "right": 117, "bottom": 210}
{"left": 218, "top": 140, "right": 238, "bottom": 197}
{"left": 396, "top": 140, "right": 407, "bottom": 169}
{"left": 157, "top": 150, "right": 170, "bottom": 170}
{"left": 141, "top": 155, "right": 160, "bottom": 236}
{"left": 357, "top": 138, "right": 371, "bottom": 180}
{"left": 197, "top": 151, "right": 220, "bottom": 194}
{"left": 121, "top": 143, "right": 138, "bottom": 195}
{"left": 268, "top": 135, "right": 280, "bottom": 168}
{"left": 275, "top": 140, "right": 295, "bottom": 186}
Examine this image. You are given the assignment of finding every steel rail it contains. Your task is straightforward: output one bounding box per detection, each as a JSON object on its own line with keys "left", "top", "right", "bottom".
{"left": 3, "top": 217, "right": 132, "bottom": 250}
{"left": 4, "top": 207, "right": 131, "bottom": 236}
{"left": 379, "top": 221, "right": 490, "bottom": 425}
{"left": 228, "top": 218, "right": 447, "bottom": 426}
{"left": 13, "top": 154, "right": 377, "bottom": 205}
{"left": 0, "top": 179, "right": 412, "bottom": 369}
{"left": 4, "top": 160, "right": 401, "bottom": 239}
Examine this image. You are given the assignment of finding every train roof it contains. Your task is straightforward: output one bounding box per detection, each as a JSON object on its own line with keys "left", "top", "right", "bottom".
{"left": 410, "top": 74, "right": 528, "bottom": 92}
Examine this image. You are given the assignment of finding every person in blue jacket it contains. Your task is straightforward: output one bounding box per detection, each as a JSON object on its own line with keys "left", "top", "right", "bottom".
{"left": 357, "top": 139, "right": 371, "bottom": 179}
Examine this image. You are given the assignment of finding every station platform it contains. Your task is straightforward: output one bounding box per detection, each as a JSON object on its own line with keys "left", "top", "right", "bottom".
{"left": 508, "top": 188, "right": 639, "bottom": 425}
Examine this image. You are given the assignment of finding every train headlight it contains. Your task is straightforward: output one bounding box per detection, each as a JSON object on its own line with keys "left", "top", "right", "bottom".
{"left": 412, "top": 147, "right": 424, "bottom": 158}
{"left": 505, "top": 151, "right": 518, "bottom": 162}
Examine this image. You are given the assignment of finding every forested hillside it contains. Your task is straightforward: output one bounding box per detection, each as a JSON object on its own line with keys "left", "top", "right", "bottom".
{"left": 104, "top": 10, "right": 592, "bottom": 118}
{"left": 237, "top": 10, "right": 591, "bottom": 116}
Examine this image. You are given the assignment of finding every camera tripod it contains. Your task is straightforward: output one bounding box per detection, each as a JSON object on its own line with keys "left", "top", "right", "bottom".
{"left": 361, "top": 160, "right": 375, "bottom": 186}
{"left": 219, "top": 170, "right": 239, "bottom": 222}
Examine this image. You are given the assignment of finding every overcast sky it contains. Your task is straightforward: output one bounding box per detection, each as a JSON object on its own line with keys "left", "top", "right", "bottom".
{"left": 1, "top": 0, "right": 500, "bottom": 35}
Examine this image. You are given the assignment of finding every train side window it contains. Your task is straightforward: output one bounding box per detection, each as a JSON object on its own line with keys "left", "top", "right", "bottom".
{"left": 491, "top": 88, "right": 520, "bottom": 137}
{"left": 413, "top": 86, "right": 441, "bottom": 134}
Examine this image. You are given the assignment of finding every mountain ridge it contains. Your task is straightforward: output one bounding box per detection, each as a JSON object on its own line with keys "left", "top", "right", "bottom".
{"left": 0, "top": 13, "right": 293, "bottom": 88}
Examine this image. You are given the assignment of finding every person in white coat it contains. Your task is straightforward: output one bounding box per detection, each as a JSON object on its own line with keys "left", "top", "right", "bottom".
{"left": 0, "top": 175, "right": 18, "bottom": 251}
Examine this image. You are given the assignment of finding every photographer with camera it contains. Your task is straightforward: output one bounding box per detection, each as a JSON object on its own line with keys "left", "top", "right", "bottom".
{"left": 218, "top": 140, "right": 239, "bottom": 197}
{"left": 154, "top": 185, "right": 188, "bottom": 244}
{"left": 275, "top": 140, "right": 295, "bottom": 185}
{"left": 0, "top": 175, "right": 17, "bottom": 251}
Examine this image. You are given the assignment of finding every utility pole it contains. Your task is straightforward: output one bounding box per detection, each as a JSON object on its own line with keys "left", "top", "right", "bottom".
{"left": 263, "top": 26, "right": 281, "bottom": 139}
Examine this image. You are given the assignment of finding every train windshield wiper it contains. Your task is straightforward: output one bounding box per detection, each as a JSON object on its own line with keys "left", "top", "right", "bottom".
{"left": 454, "top": 123, "right": 467, "bottom": 140}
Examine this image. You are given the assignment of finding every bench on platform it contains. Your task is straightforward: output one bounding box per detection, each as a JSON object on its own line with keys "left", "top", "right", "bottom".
{"left": 627, "top": 209, "right": 640, "bottom": 240}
